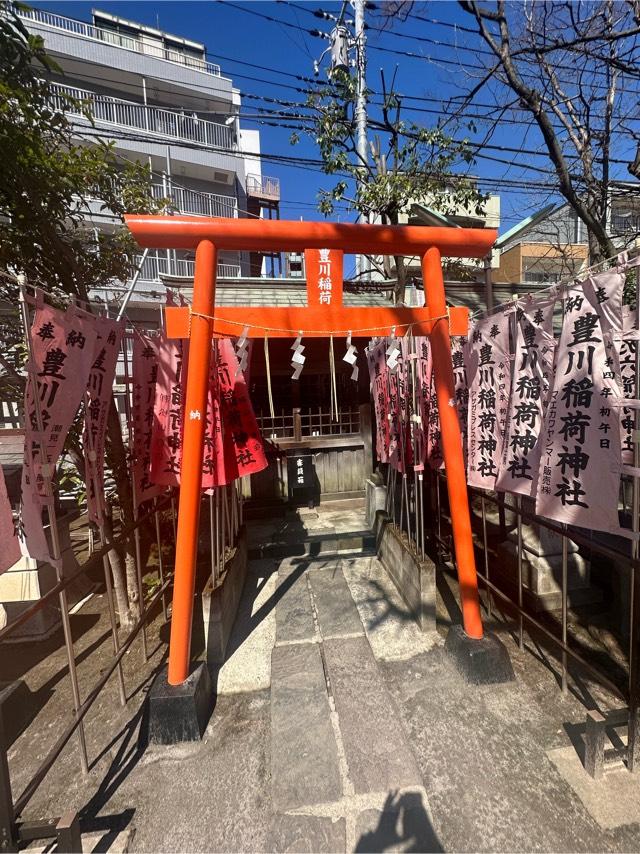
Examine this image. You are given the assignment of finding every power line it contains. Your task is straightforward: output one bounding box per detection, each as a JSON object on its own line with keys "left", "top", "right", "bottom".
{"left": 45, "top": 64, "right": 638, "bottom": 172}
{"left": 53, "top": 60, "right": 640, "bottom": 158}
{"left": 30, "top": 15, "right": 640, "bottom": 132}
{"left": 28, "top": 28, "right": 638, "bottom": 199}
{"left": 225, "top": 2, "right": 637, "bottom": 92}
{"left": 68, "top": 124, "right": 603, "bottom": 198}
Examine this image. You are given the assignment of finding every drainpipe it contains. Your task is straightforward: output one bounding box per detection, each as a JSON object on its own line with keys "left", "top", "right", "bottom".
{"left": 141, "top": 76, "right": 149, "bottom": 130}
{"left": 166, "top": 146, "right": 176, "bottom": 275}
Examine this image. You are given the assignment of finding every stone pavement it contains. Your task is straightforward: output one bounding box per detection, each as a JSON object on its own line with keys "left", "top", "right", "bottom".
{"left": 11, "top": 503, "right": 640, "bottom": 852}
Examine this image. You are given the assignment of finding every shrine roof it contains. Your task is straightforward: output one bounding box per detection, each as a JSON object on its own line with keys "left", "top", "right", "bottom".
{"left": 153, "top": 276, "right": 393, "bottom": 308}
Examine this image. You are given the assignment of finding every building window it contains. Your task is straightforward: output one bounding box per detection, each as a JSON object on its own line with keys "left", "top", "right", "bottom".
{"left": 524, "top": 270, "right": 560, "bottom": 284}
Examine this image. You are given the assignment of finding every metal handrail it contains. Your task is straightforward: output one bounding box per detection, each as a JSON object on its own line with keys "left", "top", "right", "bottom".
{"left": 246, "top": 173, "right": 281, "bottom": 201}
{"left": 13, "top": 575, "right": 172, "bottom": 819}
{"left": 135, "top": 253, "right": 241, "bottom": 281}
{"left": 0, "top": 498, "right": 170, "bottom": 644}
{"left": 17, "top": 7, "right": 222, "bottom": 76}
{"left": 49, "top": 82, "right": 233, "bottom": 150}
{"left": 151, "top": 184, "right": 238, "bottom": 218}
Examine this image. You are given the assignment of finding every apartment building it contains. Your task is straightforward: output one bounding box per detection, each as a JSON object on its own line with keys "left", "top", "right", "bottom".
{"left": 495, "top": 184, "right": 640, "bottom": 285}
{"left": 398, "top": 188, "right": 501, "bottom": 274}
{"left": 368, "top": 182, "right": 501, "bottom": 290}
{"left": 17, "top": 5, "right": 281, "bottom": 307}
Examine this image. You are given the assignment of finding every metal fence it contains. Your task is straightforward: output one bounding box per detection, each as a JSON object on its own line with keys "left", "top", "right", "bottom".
{"left": 378, "top": 281, "right": 640, "bottom": 779}
{"left": 17, "top": 7, "right": 222, "bottom": 75}
{"left": 49, "top": 82, "right": 233, "bottom": 150}
{"left": 0, "top": 496, "right": 174, "bottom": 852}
{"left": 0, "top": 321, "right": 246, "bottom": 850}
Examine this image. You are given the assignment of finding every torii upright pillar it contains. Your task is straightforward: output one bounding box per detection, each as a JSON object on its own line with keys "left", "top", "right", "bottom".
{"left": 125, "top": 215, "right": 514, "bottom": 742}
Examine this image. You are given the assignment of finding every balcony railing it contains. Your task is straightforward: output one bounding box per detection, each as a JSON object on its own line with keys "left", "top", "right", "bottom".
{"left": 49, "top": 82, "right": 233, "bottom": 150}
{"left": 17, "top": 7, "right": 222, "bottom": 76}
{"left": 136, "top": 254, "right": 241, "bottom": 281}
{"left": 246, "top": 173, "right": 280, "bottom": 202}
{"left": 151, "top": 184, "right": 238, "bottom": 218}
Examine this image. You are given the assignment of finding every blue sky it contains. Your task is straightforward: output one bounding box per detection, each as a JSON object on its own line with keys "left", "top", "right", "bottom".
{"left": 30, "top": 0, "right": 640, "bottom": 234}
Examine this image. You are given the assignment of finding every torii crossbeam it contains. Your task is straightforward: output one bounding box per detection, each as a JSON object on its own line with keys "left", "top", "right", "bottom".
{"left": 126, "top": 215, "right": 497, "bottom": 686}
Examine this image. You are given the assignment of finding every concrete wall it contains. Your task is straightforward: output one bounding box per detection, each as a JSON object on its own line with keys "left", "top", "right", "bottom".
{"left": 28, "top": 20, "right": 234, "bottom": 103}
{"left": 375, "top": 512, "right": 437, "bottom": 634}
{"left": 494, "top": 244, "right": 522, "bottom": 284}
{"left": 201, "top": 528, "right": 248, "bottom": 665}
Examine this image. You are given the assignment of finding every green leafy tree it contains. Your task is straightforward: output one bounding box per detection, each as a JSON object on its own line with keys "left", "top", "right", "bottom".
{"left": 0, "top": 7, "right": 159, "bottom": 628}
{"left": 294, "top": 68, "right": 487, "bottom": 300}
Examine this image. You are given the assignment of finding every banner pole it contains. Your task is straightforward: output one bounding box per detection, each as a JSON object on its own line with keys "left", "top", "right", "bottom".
{"left": 83, "top": 389, "right": 127, "bottom": 708}
{"left": 121, "top": 332, "right": 148, "bottom": 661}
{"left": 167, "top": 239, "right": 217, "bottom": 685}
{"left": 422, "top": 248, "right": 483, "bottom": 640}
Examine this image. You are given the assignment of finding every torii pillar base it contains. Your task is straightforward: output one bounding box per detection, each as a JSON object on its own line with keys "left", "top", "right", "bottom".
{"left": 445, "top": 625, "right": 515, "bottom": 685}
{"left": 148, "top": 663, "right": 213, "bottom": 744}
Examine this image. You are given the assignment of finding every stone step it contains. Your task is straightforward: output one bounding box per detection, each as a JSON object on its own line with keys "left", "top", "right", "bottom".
{"left": 275, "top": 565, "right": 317, "bottom": 645}
{"left": 322, "top": 635, "right": 423, "bottom": 796}
{"left": 249, "top": 530, "right": 376, "bottom": 561}
{"left": 308, "top": 567, "right": 365, "bottom": 639}
{"left": 270, "top": 642, "right": 343, "bottom": 813}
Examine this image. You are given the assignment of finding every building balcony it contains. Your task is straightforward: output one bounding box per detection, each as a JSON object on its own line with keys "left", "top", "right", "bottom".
{"left": 17, "top": 7, "right": 222, "bottom": 76}
{"left": 49, "top": 82, "right": 234, "bottom": 150}
{"left": 151, "top": 184, "right": 238, "bottom": 218}
{"left": 136, "top": 253, "right": 241, "bottom": 281}
{"left": 246, "top": 174, "right": 280, "bottom": 202}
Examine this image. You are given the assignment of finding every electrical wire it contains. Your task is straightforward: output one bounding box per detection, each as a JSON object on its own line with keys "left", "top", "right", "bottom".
{"left": 69, "top": 124, "right": 638, "bottom": 201}
{"left": 21, "top": 12, "right": 639, "bottom": 227}
{"left": 224, "top": 2, "right": 639, "bottom": 92}
{"left": 34, "top": 28, "right": 640, "bottom": 143}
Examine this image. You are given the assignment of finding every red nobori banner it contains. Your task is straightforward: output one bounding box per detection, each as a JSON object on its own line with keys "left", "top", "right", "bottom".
{"left": 22, "top": 304, "right": 96, "bottom": 503}
{"left": 213, "top": 339, "right": 268, "bottom": 483}
{"left": 0, "top": 466, "right": 21, "bottom": 574}
{"left": 497, "top": 297, "right": 557, "bottom": 496}
{"left": 388, "top": 347, "right": 405, "bottom": 473}
{"left": 367, "top": 340, "right": 390, "bottom": 464}
{"left": 452, "top": 335, "right": 470, "bottom": 465}
{"left": 83, "top": 316, "right": 124, "bottom": 525}
{"left": 131, "top": 332, "right": 163, "bottom": 507}
{"left": 150, "top": 333, "right": 186, "bottom": 487}
{"left": 416, "top": 337, "right": 443, "bottom": 470}
{"left": 151, "top": 336, "right": 267, "bottom": 487}
{"left": 535, "top": 270, "right": 623, "bottom": 532}
{"left": 466, "top": 310, "right": 512, "bottom": 490}
{"left": 20, "top": 304, "right": 97, "bottom": 561}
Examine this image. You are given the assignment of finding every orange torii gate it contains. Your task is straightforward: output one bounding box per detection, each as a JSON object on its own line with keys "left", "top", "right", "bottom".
{"left": 125, "top": 215, "right": 497, "bottom": 687}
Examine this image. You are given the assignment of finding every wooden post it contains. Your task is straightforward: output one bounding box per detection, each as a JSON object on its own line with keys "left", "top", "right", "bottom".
{"left": 359, "top": 403, "right": 374, "bottom": 477}
{"left": 293, "top": 407, "right": 302, "bottom": 442}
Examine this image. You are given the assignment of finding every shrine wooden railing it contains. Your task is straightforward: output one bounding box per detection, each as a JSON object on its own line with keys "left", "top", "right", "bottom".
{"left": 256, "top": 406, "right": 361, "bottom": 441}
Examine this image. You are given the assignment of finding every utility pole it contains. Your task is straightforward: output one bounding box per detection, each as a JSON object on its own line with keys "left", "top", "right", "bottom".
{"left": 313, "top": 1, "right": 369, "bottom": 279}
{"left": 353, "top": 0, "right": 368, "bottom": 280}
